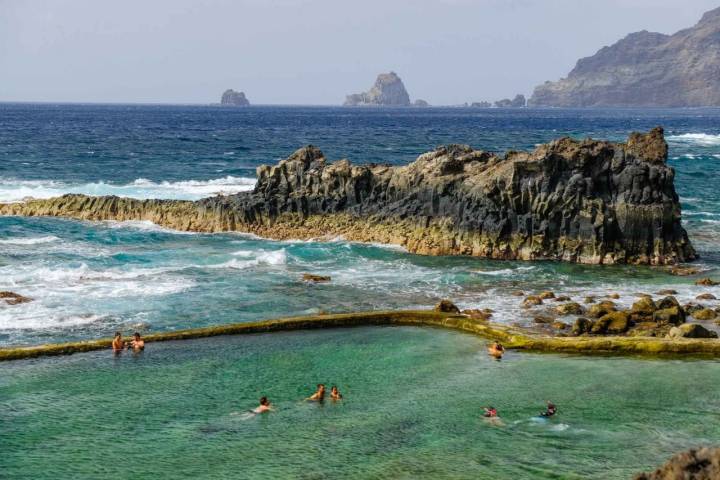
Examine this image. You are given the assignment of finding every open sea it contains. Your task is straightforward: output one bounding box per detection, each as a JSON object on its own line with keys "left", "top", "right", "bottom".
{"left": 1, "top": 104, "right": 719, "bottom": 478}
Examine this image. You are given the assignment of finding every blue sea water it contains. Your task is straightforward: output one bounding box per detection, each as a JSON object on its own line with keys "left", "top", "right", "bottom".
{"left": 1, "top": 104, "right": 720, "bottom": 346}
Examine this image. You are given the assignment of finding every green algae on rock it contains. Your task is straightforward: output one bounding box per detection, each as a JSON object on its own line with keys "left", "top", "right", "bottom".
{"left": 0, "top": 128, "right": 695, "bottom": 265}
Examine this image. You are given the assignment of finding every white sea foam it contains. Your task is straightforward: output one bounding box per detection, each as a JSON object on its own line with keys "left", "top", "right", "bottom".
{"left": 0, "top": 175, "right": 256, "bottom": 203}
{"left": 215, "top": 249, "right": 287, "bottom": 269}
{"left": 667, "top": 133, "right": 720, "bottom": 146}
{"left": 0, "top": 235, "right": 60, "bottom": 245}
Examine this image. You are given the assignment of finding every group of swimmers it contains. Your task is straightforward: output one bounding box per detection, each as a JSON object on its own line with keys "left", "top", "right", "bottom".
{"left": 483, "top": 401, "right": 557, "bottom": 419}
{"left": 112, "top": 331, "right": 145, "bottom": 353}
{"left": 252, "top": 384, "right": 343, "bottom": 413}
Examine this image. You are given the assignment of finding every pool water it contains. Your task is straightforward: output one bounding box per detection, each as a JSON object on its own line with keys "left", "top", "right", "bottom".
{"left": 2, "top": 327, "right": 718, "bottom": 479}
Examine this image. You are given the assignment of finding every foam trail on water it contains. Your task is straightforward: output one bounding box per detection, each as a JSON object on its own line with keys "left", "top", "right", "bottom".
{"left": 667, "top": 133, "right": 720, "bottom": 146}
{"left": 0, "top": 235, "right": 60, "bottom": 245}
{"left": 0, "top": 176, "right": 256, "bottom": 202}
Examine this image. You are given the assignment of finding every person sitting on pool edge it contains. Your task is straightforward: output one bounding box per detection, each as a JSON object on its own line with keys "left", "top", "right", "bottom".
{"left": 483, "top": 406, "right": 498, "bottom": 418}
{"left": 330, "top": 385, "right": 343, "bottom": 401}
{"left": 126, "top": 332, "right": 145, "bottom": 352}
{"left": 112, "top": 332, "right": 124, "bottom": 353}
{"left": 307, "top": 384, "right": 326, "bottom": 401}
{"left": 253, "top": 396, "right": 272, "bottom": 414}
{"left": 487, "top": 342, "right": 505, "bottom": 359}
{"left": 540, "top": 401, "right": 557, "bottom": 417}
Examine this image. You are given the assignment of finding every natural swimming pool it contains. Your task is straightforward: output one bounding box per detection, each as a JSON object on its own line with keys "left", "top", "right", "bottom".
{"left": 2, "top": 326, "right": 718, "bottom": 479}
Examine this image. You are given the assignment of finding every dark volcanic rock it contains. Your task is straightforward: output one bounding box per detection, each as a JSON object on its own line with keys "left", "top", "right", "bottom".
{"left": 495, "top": 94, "right": 526, "bottom": 108}
{"left": 530, "top": 7, "right": 720, "bottom": 107}
{"left": 634, "top": 447, "right": 720, "bottom": 480}
{"left": 220, "top": 89, "right": 250, "bottom": 106}
{"left": 344, "top": 72, "right": 411, "bottom": 106}
{"left": 0, "top": 128, "right": 695, "bottom": 265}
{"left": 470, "top": 101, "right": 492, "bottom": 108}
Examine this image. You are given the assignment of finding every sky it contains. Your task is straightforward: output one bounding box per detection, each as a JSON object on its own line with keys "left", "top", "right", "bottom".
{"left": 1, "top": 0, "right": 718, "bottom": 105}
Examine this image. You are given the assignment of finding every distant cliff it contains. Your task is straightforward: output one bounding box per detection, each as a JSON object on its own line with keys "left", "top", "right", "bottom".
{"left": 0, "top": 128, "right": 695, "bottom": 265}
{"left": 530, "top": 7, "right": 720, "bottom": 107}
{"left": 220, "top": 89, "right": 250, "bottom": 106}
{"left": 344, "top": 72, "right": 412, "bottom": 106}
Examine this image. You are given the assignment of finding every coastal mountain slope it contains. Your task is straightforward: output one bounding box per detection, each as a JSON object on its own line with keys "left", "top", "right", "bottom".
{"left": 0, "top": 128, "right": 694, "bottom": 265}
{"left": 530, "top": 7, "right": 720, "bottom": 107}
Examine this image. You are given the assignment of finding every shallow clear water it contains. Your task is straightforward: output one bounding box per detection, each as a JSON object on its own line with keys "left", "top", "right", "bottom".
{"left": 2, "top": 327, "right": 719, "bottom": 479}
{"left": 1, "top": 105, "right": 720, "bottom": 346}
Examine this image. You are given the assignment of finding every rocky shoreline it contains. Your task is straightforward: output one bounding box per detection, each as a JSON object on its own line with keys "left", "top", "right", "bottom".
{"left": 0, "top": 128, "right": 695, "bottom": 265}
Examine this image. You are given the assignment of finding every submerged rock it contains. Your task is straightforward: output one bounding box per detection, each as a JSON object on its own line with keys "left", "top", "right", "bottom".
{"left": 554, "top": 302, "right": 584, "bottom": 316}
{"left": 0, "top": 129, "right": 696, "bottom": 265}
{"left": 572, "top": 317, "right": 593, "bottom": 335}
{"left": 523, "top": 296, "right": 543, "bottom": 308}
{"left": 653, "top": 307, "right": 685, "bottom": 326}
{"left": 588, "top": 301, "right": 617, "bottom": 318}
{"left": 696, "top": 278, "right": 719, "bottom": 286}
{"left": 302, "top": 273, "right": 331, "bottom": 283}
{"left": 696, "top": 293, "right": 717, "bottom": 300}
{"left": 634, "top": 446, "right": 720, "bottom": 480}
{"left": 0, "top": 291, "right": 32, "bottom": 305}
{"left": 693, "top": 308, "right": 718, "bottom": 321}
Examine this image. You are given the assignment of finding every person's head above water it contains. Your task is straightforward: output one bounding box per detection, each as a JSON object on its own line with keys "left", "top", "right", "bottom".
{"left": 114, "top": 331, "right": 121, "bottom": 338}
{"left": 134, "top": 332, "right": 141, "bottom": 339}
{"left": 259, "top": 396, "right": 269, "bottom": 406}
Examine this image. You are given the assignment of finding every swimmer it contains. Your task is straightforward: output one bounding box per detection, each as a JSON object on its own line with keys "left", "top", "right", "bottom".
{"left": 252, "top": 396, "right": 272, "bottom": 414}
{"left": 483, "top": 406, "right": 498, "bottom": 418}
{"left": 307, "top": 384, "right": 326, "bottom": 401}
{"left": 127, "top": 332, "right": 145, "bottom": 352}
{"left": 540, "top": 401, "right": 557, "bottom": 417}
{"left": 330, "top": 385, "right": 343, "bottom": 401}
{"left": 112, "top": 332, "right": 124, "bottom": 353}
{"left": 487, "top": 342, "right": 505, "bottom": 359}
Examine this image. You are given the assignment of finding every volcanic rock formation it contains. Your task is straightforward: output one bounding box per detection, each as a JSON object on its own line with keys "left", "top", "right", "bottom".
{"left": 0, "top": 128, "right": 695, "bottom": 265}
{"left": 634, "top": 447, "right": 720, "bottom": 480}
{"left": 344, "top": 72, "right": 411, "bottom": 106}
{"left": 530, "top": 7, "right": 720, "bottom": 107}
{"left": 220, "top": 89, "right": 250, "bottom": 106}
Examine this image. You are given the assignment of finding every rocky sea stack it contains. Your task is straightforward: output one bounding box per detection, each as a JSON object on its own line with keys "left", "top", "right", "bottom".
{"left": 344, "top": 72, "right": 412, "bottom": 106}
{"left": 0, "top": 127, "right": 695, "bottom": 265}
{"left": 530, "top": 7, "right": 720, "bottom": 107}
{"left": 634, "top": 447, "right": 720, "bottom": 480}
{"left": 220, "top": 89, "right": 250, "bottom": 106}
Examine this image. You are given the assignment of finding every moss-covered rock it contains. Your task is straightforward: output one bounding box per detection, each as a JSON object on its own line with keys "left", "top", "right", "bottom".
{"left": 695, "top": 278, "right": 719, "bottom": 286}
{"left": 0, "top": 291, "right": 32, "bottom": 305}
{"left": 692, "top": 308, "right": 717, "bottom": 321}
{"left": 593, "top": 311, "right": 631, "bottom": 334}
{"left": 696, "top": 293, "right": 717, "bottom": 300}
{"left": 656, "top": 289, "right": 678, "bottom": 295}
{"left": 538, "top": 291, "right": 555, "bottom": 300}
{"left": 653, "top": 306, "right": 685, "bottom": 325}
{"left": 588, "top": 300, "right": 617, "bottom": 318}
{"left": 657, "top": 296, "right": 681, "bottom": 310}
{"left": 509, "top": 290, "right": 525, "bottom": 297}
{"left": 523, "top": 295, "right": 543, "bottom": 308}
{"left": 554, "top": 295, "right": 571, "bottom": 302}
{"left": 572, "top": 317, "right": 593, "bottom": 335}
{"left": 584, "top": 296, "right": 596, "bottom": 304}
{"left": 606, "top": 293, "right": 621, "bottom": 299}
{"left": 533, "top": 315, "right": 555, "bottom": 324}
{"left": 667, "top": 323, "right": 718, "bottom": 339}
{"left": 551, "top": 321, "right": 569, "bottom": 330}
{"left": 631, "top": 297, "right": 658, "bottom": 316}
{"left": 554, "top": 302, "right": 585, "bottom": 315}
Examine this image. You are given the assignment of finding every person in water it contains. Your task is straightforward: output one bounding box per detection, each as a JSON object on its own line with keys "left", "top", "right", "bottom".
{"left": 112, "top": 332, "right": 124, "bottom": 353}
{"left": 253, "top": 396, "right": 272, "bottom": 414}
{"left": 483, "top": 406, "right": 498, "bottom": 418}
{"left": 127, "top": 332, "right": 145, "bottom": 351}
{"left": 487, "top": 342, "right": 505, "bottom": 358}
{"left": 330, "top": 385, "right": 343, "bottom": 401}
{"left": 540, "top": 401, "right": 557, "bottom": 417}
{"left": 308, "top": 384, "right": 326, "bottom": 401}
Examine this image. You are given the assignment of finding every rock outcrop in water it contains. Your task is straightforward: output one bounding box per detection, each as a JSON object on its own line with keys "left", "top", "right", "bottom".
{"left": 530, "top": 7, "right": 720, "bottom": 107}
{"left": 343, "top": 72, "right": 411, "bottom": 106}
{"left": 634, "top": 447, "right": 720, "bottom": 480}
{"left": 0, "top": 128, "right": 695, "bottom": 265}
{"left": 220, "top": 89, "right": 250, "bottom": 106}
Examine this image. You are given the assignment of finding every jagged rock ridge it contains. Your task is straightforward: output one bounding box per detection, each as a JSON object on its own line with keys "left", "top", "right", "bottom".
{"left": 530, "top": 7, "right": 720, "bottom": 107}
{"left": 344, "top": 72, "right": 412, "bottom": 106}
{"left": 0, "top": 128, "right": 695, "bottom": 265}
{"left": 220, "top": 89, "right": 250, "bottom": 106}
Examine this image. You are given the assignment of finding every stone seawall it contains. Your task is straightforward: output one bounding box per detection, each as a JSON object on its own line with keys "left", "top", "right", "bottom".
{"left": 0, "top": 128, "right": 695, "bottom": 265}
{"left": 3, "top": 310, "right": 720, "bottom": 362}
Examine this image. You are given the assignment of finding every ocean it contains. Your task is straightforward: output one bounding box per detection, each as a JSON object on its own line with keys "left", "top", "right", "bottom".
{"left": 1, "top": 103, "right": 718, "bottom": 346}
{"left": 1, "top": 103, "right": 720, "bottom": 479}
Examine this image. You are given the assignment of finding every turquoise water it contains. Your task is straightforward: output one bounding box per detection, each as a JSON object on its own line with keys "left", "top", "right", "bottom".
{"left": 1, "top": 105, "right": 720, "bottom": 346}
{"left": 2, "top": 327, "right": 719, "bottom": 479}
